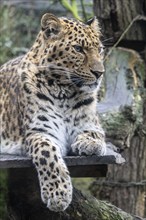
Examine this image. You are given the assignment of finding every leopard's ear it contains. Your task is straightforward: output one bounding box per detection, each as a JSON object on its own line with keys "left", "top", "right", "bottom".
{"left": 86, "top": 16, "right": 100, "bottom": 32}
{"left": 41, "top": 13, "right": 61, "bottom": 39}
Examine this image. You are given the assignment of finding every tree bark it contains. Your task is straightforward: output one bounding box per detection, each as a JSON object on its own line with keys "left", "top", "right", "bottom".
{"left": 90, "top": 47, "right": 146, "bottom": 217}
{"left": 92, "top": 1, "right": 146, "bottom": 217}
{"left": 93, "top": 0, "right": 146, "bottom": 43}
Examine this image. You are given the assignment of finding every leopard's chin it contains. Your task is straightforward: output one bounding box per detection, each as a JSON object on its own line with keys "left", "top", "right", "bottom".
{"left": 80, "top": 84, "right": 98, "bottom": 92}
{"left": 83, "top": 76, "right": 103, "bottom": 92}
{"left": 78, "top": 80, "right": 99, "bottom": 92}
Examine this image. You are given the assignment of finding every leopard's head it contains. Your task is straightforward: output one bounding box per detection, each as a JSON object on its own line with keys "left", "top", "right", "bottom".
{"left": 33, "top": 13, "right": 104, "bottom": 91}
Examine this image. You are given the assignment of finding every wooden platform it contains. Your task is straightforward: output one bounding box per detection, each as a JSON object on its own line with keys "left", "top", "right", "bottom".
{"left": 0, "top": 154, "right": 125, "bottom": 177}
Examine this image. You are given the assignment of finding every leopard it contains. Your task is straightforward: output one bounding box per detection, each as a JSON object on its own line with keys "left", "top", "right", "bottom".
{"left": 0, "top": 13, "right": 117, "bottom": 212}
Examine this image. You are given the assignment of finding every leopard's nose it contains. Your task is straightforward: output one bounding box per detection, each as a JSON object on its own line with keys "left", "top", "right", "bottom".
{"left": 90, "top": 70, "right": 104, "bottom": 79}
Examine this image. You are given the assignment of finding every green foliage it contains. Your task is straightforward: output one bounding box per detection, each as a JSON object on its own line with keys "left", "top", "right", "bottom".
{"left": 72, "top": 178, "right": 94, "bottom": 195}
{"left": 0, "top": 5, "right": 40, "bottom": 65}
{"left": 58, "top": 0, "right": 93, "bottom": 21}
{"left": 0, "top": 5, "right": 41, "bottom": 218}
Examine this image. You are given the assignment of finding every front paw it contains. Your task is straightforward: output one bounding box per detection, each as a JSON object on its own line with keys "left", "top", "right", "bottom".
{"left": 40, "top": 165, "right": 72, "bottom": 212}
{"left": 71, "top": 133, "right": 106, "bottom": 156}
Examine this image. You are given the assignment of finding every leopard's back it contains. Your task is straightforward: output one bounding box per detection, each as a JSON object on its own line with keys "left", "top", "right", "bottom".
{"left": 0, "top": 56, "right": 25, "bottom": 154}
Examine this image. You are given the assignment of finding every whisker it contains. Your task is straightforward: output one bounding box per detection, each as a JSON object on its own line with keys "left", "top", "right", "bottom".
{"left": 102, "top": 37, "right": 114, "bottom": 43}
{"left": 37, "top": 64, "right": 86, "bottom": 87}
{"left": 38, "top": 65, "right": 75, "bottom": 76}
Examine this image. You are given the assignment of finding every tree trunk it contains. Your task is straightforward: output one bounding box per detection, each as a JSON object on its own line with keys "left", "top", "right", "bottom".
{"left": 93, "top": 0, "right": 146, "bottom": 47}
{"left": 90, "top": 47, "right": 146, "bottom": 217}
{"left": 92, "top": 1, "right": 146, "bottom": 217}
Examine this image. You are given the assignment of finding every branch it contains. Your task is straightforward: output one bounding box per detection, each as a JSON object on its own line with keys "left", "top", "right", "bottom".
{"left": 105, "top": 15, "right": 146, "bottom": 61}
{"left": 60, "top": 0, "right": 81, "bottom": 20}
{"left": 63, "top": 188, "right": 144, "bottom": 220}
{"left": 80, "top": 0, "right": 87, "bottom": 21}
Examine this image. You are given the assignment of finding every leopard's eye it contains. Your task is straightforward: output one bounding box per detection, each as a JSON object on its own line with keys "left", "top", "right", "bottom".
{"left": 73, "top": 45, "right": 84, "bottom": 53}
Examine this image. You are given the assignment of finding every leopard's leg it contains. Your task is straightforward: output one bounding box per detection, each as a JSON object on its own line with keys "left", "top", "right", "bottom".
{"left": 26, "top": 133, "right": 72, "bottom": 212}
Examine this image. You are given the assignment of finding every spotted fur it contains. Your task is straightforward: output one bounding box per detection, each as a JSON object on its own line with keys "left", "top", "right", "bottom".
{"left": 0, "top": 13, "right": 106, "bottom": 212}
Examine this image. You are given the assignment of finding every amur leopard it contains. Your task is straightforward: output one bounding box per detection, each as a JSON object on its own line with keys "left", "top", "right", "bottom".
{"left": 0, "top": 13, "right": 120, "bottom": 212}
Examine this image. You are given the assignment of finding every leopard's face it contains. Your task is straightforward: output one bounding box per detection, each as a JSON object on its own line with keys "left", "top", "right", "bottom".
{"left": 32, "top": 13, "right": 104, "bottom": 91}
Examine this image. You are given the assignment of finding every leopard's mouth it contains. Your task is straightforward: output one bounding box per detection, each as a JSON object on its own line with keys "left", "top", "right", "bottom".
{"left": 79, "top": 77, "right": 103, "bottom": 92}
{"left": 70, "top": 74, "right": 100, "bottom": 91}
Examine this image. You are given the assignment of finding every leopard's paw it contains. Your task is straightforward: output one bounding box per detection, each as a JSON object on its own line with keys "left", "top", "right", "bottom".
{"left": 71, "top": 133, "right": 106, "bottom": 156}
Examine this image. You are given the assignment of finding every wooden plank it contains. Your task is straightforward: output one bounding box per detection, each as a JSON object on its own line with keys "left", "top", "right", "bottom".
{"left": 0, "top": 154, "right": 123, "bottom": 169}
{"left": 0, "top": 154, "right": 33, "bottom": 168}
{"left": 0, "top": 154, "right": 125, "bottom": 177}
